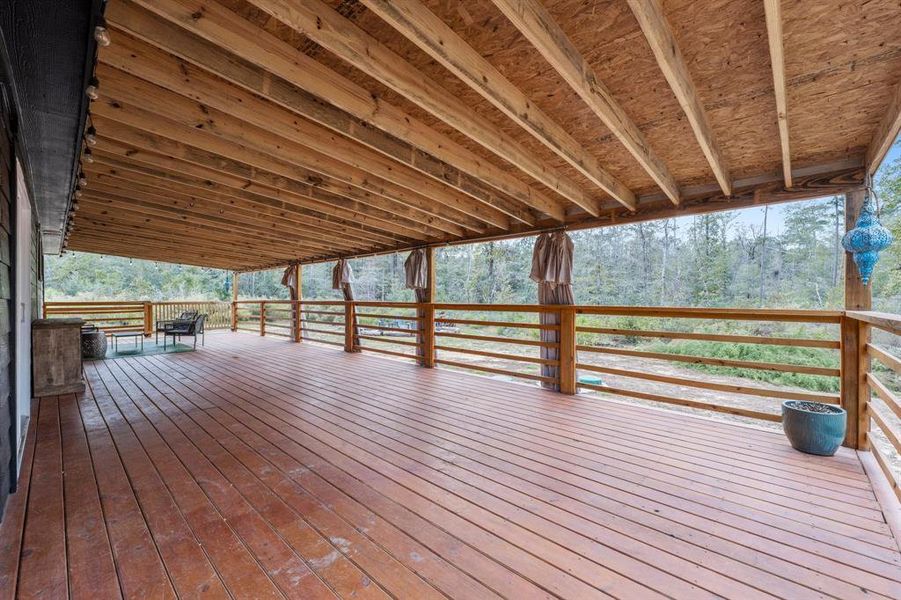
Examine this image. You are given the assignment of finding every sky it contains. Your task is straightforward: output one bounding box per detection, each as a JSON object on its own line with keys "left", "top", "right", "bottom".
{"left": 727, "top": 136, "right": 901, "bottom": 238}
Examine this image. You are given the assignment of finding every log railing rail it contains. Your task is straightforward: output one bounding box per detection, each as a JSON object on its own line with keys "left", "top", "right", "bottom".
{"left": 45, "top": 299, "right": 901, "bottom": 497}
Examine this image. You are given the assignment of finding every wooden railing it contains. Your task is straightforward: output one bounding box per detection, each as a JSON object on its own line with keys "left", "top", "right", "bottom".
{"left": 235, "top": 301, "right": 849, "bottom": 420}
{"left": 153, "top": 301, "right": 231, "bottom": 331}
{"left": 44, "top": 300, "right": 232, "bottom": 335}
{"left": 47, "top": 299, "right": 900, "bottom": 496}
{"left": 847, "top": 311, "right": 901, "bottom": 501}
{"left": 44, "top": 301, "right": 152, "bottom": 335}
{"left": 574, "top": 306, "right": 843, "bottom": 422}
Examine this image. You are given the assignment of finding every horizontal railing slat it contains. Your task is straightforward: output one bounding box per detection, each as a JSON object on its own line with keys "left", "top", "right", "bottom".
{"left": 577, "top": 345, "right": 840, "bottom": 377}
{"left": 575, "top": 326, "right": 839, "bottom": 349}
{"left": 577, "top": 362, "right": 839, "bottom": 404}
{"left": 578, "top": 382, "right": 781, "bottom": 422}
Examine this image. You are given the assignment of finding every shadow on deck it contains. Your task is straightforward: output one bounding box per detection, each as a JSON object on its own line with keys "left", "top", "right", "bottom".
{"left": 1, "top": 331, "right": 899, "bottom": 599}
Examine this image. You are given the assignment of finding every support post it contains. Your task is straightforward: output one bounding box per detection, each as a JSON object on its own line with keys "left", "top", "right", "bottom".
{"left": 293, "top": 264, "right": 302, "bottom": 343}
{"left": 841, "top": 189, "right": 872, "bottom": 449}
{"left": 344, "top": 301, "right": 356, "bottom": 352}
{"left": 143, "top": 302, "right": 153, "bottom": 338}
{"left": 231, "top": 271, "right": 240, "bottom": 331}
{"left": 558, "top": 307, "right": 577, "bottom": 394}
{"left": 421, "top": 247, "right": 436, "bottom": 367}
{"left": 259, "top": 301, "right": 266, "bottom": 336}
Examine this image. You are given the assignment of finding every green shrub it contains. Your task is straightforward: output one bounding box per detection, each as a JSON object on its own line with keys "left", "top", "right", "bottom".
{"left": 638, "top": 340, "right": 841, "bottom": 393}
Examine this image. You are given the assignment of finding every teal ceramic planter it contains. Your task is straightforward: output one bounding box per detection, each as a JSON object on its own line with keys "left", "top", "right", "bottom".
{"left": 781, "top": 401, "right": 846, "bottom": 456}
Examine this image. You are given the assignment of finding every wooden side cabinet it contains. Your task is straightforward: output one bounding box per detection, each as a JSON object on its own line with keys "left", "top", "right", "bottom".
{"left": 32, "top": 318, "right": 85, "bottom": 396}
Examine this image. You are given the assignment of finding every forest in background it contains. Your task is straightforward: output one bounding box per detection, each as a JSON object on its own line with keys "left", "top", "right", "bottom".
{"left": 45, "top": 152, "right": 901, "bottom": 313}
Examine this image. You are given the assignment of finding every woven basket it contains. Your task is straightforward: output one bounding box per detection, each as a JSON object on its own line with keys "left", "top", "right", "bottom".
{"left": 81, "top": 330, "right": 107, "bottom": 359}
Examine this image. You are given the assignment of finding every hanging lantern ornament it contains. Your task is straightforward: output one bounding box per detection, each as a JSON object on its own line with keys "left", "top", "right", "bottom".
{"left": 841, "top": 189, "right": 893, "bottom": 286}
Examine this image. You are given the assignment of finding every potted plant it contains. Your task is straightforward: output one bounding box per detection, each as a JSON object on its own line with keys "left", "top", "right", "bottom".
{"left": 781, "top": 400, "right": 847, "bottom": 456}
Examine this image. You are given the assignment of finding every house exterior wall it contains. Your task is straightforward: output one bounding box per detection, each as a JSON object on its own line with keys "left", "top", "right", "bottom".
{"left": 0, "top": 85, "right": 14, "bottom": 521}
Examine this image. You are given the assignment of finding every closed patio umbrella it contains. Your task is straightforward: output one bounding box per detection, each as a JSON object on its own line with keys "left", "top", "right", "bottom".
{"left": 331, "top": 258, "right": 355, "bottom": 301}
{"left": 332, "top": 259, "right": 358, "bottom": 349}
{"left": 405, "top": 249, "right": 429, "bottom": 356}
{"left": 530, "top": 231, "right": 574, "bottom": 390}
{"left": 281, "top": 265, "right": 298, "bottom": 339}
{"left": 404, "top": 248, "right": 428, "bottom": 303}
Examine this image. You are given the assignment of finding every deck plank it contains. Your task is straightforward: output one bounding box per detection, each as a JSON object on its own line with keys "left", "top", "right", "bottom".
{"left": 0, "top": 400, "right": 37, "bottom": 600}
{"left": 58, "top": 393, "right": 121, "bottom": 599}
{"left": 17, "top": 397, "right": 67, "bottom": 600}
{"left": 157, "top": 340, "right": 901, "bottom": 598}
{"left": 165, "top": 349, "right": 896, "bottom": 598}
{"left": 1, "top": 331, "right": 899, "bottom": 600}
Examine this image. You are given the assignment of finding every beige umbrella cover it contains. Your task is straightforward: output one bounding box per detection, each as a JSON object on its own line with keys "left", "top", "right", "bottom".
{"left": 530, "top": 231, "right": 575, "bottom": 390}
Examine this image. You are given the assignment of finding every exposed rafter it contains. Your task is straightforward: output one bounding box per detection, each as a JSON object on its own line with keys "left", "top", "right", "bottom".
{"left": 626, "top": 0, "right": 732, "bottom": 197}
{"left": 490, "top": 0, "right": 678, "bottom": 205}
{"left": 361, "top": 0, "right": 635, "bottom": 212}
{"left": 91, "top": 115, "right": 473, "bottom": 237}
{"left": 762, "top": 0, "right": 792, "bottom": 188}
{"left": 98, "top": 36, "right": 515, "bottom": 230}
{"left": 242, "top": 0, "right": 602, "bottom": 214}
{"left": 116, "top": 0, "right": 568, "bottom": 222}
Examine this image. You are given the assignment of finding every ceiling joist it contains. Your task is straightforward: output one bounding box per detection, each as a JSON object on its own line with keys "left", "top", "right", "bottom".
{"left": 242, "top": 0, "right": 601, "bottom": 213}
{"left": 111, "top": 0, "right": 566, "bottom": 222}
{"left": 361, "top": 0, "right": 634, "bottom": 212}
{"left": 762, "top": 0, "right": 792, "bottom": 188}
{"left": 489, "top": 0, "right": 674, "bottom": 206}
{"left": 626, "top": 0, "right": 732, "bottom": 197}
{"left": 61, "top": 0, "right": 892, "bottom": 271}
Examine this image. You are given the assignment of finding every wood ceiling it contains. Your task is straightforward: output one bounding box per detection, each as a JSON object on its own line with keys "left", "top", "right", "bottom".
{"left": 66, "top": 0, "right": 901, "bottom": 270}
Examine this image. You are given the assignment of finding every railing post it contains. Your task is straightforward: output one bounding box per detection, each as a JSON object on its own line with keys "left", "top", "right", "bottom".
{"left": 422, "top": 303, "right": 435, "bottom": 367}
{"left": 558, "top": 306, "right": 577, "bottom": 394}
{"left": 260, "top": 301, "right": 266, "bottom": 336}
{"left": 293, "top": 264, "right": 302, "bottom": 343}
{"left": 231, "top": 271, "right": 240, "bottom": 332}
{"left": 294, "top": 300, "right": 303, "bottom": 343}
{"left": 841, "top": 316, "right": 871, "bottom": 449}
{"left": 857, "top": 320, "right": 871, "bottom": 451}
{"left": 143, "top": 302, "right": 153, "bottom": 338}
{"left": 344, "top": 301, "right": 356, "bottom": 352}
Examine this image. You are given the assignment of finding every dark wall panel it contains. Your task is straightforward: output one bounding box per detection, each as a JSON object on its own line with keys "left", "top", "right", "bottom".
{"left": 0, "top": 87, "right": 11, "bottom": 521}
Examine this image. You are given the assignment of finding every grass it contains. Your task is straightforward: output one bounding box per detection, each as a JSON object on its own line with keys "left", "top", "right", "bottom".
{"left": 638, "top": 340, "right": 841, "bottom": 393}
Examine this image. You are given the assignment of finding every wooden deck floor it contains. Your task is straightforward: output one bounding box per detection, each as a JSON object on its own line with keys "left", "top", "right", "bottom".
{"left": 1, "top": 332, "right": 900, "bottom": 599}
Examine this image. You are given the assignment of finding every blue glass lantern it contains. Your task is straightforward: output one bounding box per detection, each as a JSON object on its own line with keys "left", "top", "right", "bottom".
{"left": 842, "top": 194, "right": 893, "bottom": 286}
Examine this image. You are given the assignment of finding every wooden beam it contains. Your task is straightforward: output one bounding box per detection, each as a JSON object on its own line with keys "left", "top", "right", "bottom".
{"left": 490, "top": 0, "right": 675, "bottom": 205}
{"left": 362, "top": 0, "right": 633, "bottom": 213}
{"left": 80, "top": 188, "right": 360, "bottom": 254}
{"left": 72, "top": 211, "right": 317, "bottom": 260}
{"left": 626, "top": 0, "right": 731, "bottom": 197}
{"left": 866, "top": 79, "right": 901, "bottom": 175}
{"left": 92, "top": 115, "right": 470, "bottom": 238}
{"left": 845, "top": 190, "right": 873, "bottom": 311}
{"left": 97, "top": 38, "right": 515, "bottom": 230}
{"left": 85, "top": 169, "right": 394, "bottom": 248}
{"left": 762, "top": 0, "right": 792, "bottom": 188}
{"left": 88, "top": 151, "right": 430, "bottom": 244}
{"left": 94, "top": 68, "right": 501, "bottom": 233}
{"left": 842, "top": 190, "right": 872, "bottom": 450}
{"left": 232, "top": 272, "right": 240, "bottom": 331}
{"left": 80, "top": 191, "right": 350, "bottom": 253}
{"left": 93, "top": 138, "right": 452, "bottom": 240}
{"left": 117, "top": 0, "right": 566, "bottom": 221}
{"left": 243, "top": 0, "right": 599, "bottom": 213}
